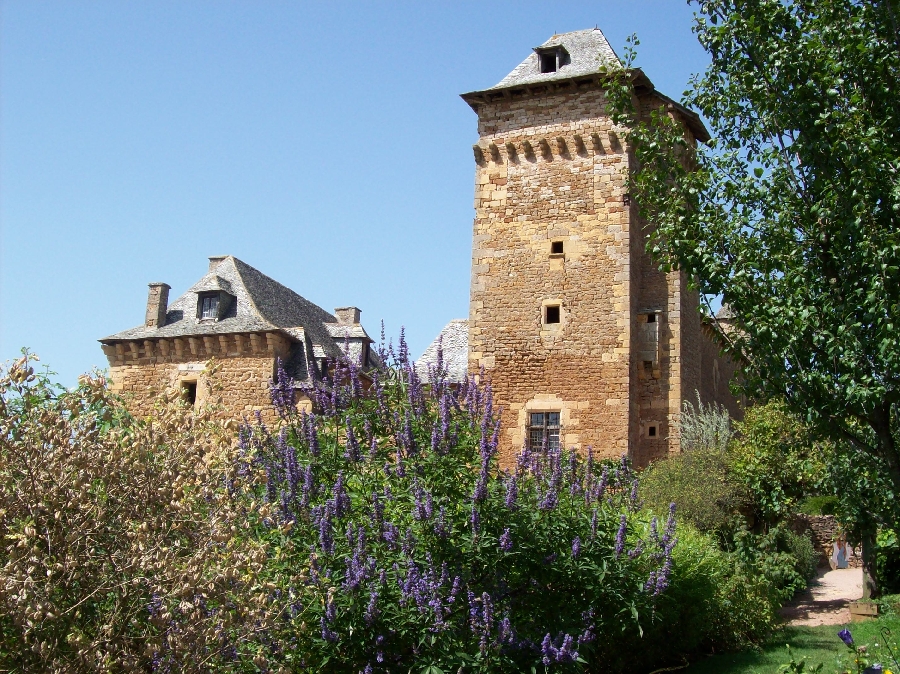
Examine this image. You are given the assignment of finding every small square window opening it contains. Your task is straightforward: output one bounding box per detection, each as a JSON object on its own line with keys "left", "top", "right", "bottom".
{"left": 550, "top": 241, "right": 564, "bottom": 254}
{"left": 528, "top": 412, "right": 560, "bottom": 451}
{"left": 539, "top": 52, "right": 557, "bottom": 73}
{"left": 647, "top": 313, "right": 656, "bottom": 323}
{"left": 200, "top": 295, "right": 219, "bottom": 320}
{"left": 648, "top": 424, "right": 657, "bottom": 438}
{"left": 182, "top": 381, "right": 197, "bottom": 407}
{"left": 545, "top": 305, "right": 561, "bottom": 324}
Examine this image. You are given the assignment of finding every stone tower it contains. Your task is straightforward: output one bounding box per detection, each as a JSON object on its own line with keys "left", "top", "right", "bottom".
{"left": 461, "top": 29, "right": 735, "bottom": 466}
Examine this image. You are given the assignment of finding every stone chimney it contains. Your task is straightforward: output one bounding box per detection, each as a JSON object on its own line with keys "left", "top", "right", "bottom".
{"left": 145, "top": 283, "right": 171, "bottom": 328}
{"left": 208, "top": 255, "right": 228, "bottom": 272}
{"left": 334, "top": 307, "right": 361, "bottom": 325}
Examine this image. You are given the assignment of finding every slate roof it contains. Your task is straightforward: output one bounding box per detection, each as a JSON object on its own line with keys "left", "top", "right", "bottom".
{"left": 415, "top": 319, "right": 469, "bottom": 384}
{"left": 100, "top": 256, "right": 365, "bottom": 363}
{"left": 461, "top": 28, "right": 710, "bottom": 143}
{"left": 489, "top": 28, "right": 620, "bottom": 90}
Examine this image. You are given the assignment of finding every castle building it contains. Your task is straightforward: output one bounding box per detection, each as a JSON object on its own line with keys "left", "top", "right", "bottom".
{"left": 418, "top": 28, "right": 738, "bottom": 466}
{"left": 99, "top": 255, "right": 376, "bottom": 422}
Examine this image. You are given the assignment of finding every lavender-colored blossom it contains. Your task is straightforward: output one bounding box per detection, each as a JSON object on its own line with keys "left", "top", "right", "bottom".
{"left": 541, "top": 633, "right": 554, "bottom": 666}
{"left": 615, "top": 514, "right": 627, "bottom": 558}
{"left": 571, "top": 536, "right": 581, "bottom": 558}
{"left": 499, "top": 528, "right": 513, "bottom": 552}
{"left": 364, "top": 590, "right": 379, "bottom": 625}
{"left": 590, "top": 508, "right": 598, "bottom": 541}
{"left": 433, "top": 507, "right": 448, "bottom": 538}
{"left": 470, "top": 505, "right": 480, "bottom": 533}
{"left": 504, "top": 474, "right": 518, "bottom": 509}
{"left": 269, "top": 360, "right": 296, "bottom": 418}
{"left": 344, "top": 417, "right": 361, "bottom": 462}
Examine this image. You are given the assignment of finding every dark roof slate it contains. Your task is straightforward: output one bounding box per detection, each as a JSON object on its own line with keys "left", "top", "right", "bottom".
{"left": 100, "top": 256, "right": 347, "bottom": 360}
{"left": 469, "top": 29, "right": 620, "bottom": 94}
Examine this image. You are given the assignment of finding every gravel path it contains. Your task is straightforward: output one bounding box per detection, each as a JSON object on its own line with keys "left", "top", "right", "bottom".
{"left": 779, "top": 567, "right": 864, "bottom": 626}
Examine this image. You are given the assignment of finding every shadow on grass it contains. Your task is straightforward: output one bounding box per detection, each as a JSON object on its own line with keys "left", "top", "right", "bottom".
{"left": 684, "top": 624, "right": 846, "bottom": 674}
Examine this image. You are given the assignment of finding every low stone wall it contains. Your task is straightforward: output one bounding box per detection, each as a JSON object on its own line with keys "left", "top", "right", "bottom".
{"left": 790, "top": 514, "right": 861, "bottom": 568}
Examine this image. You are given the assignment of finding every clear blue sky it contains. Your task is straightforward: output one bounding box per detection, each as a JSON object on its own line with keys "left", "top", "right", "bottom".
{"left": 0, "top": 1, "right": 710, "bottom": 386}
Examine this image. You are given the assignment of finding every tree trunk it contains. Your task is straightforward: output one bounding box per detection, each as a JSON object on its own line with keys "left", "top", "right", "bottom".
{"left": 861, "top": 531, "right": 879, "bottom": 599}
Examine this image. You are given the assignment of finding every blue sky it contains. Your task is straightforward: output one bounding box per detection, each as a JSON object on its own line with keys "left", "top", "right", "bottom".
{"left": 0, "top": 1, "right": 711, "bottom": 386}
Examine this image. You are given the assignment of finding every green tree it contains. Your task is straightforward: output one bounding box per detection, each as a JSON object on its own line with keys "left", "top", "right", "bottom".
{"left": 607, "top": 0, "right": 900, "bottom": 592}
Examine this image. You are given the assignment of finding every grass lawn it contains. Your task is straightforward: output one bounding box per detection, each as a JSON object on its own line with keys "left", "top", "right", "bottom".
{"left": 684, "top": 615, "right": 900, "bottom": 674}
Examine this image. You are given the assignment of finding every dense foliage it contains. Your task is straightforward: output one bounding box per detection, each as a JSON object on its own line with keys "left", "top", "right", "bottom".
{"left": 0, "top": 344, "right": 784, "bottom": 672}
{"left": 606, "top": 0, "right": 900, "bottom": 571}
{"left": 227, "top": 344, "right": 683, "bottom": 673}
{"left": 0, "top": 353, "right": 272, "bottom": 672}
{"left": 729, "top": 401, "right": 826, "bottom": 522}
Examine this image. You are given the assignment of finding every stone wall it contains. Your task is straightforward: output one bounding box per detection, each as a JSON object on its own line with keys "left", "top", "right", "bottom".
{"left": 101, "top": 330, "right": 305, "bottom": 425}
{"left": 790, "top": 514, "right": 861, "bottom": 568}
{"left": 466, "top": 82, "right": 739, "bottom": 466}
{"left": 468, "top": 85, "right": 634, "bottom": 465}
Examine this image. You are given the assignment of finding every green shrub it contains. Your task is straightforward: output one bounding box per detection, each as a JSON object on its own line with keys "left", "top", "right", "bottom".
{"left": 729, "top": 400, "right": 826, "bottom": 522}
{"left": 639, "top": 524, "right": 776, "bottom": 667}
{"left": 640, "top": 446, "right": 748, "bottom": 537}
{"left": 797, "top": 495, "right": 839, "bottom": 516}
{"left": 728, "top": 524, "right": 818, "bottom": 604}
{"left": 876, "top": 529, "right": 900, "bottom": 595}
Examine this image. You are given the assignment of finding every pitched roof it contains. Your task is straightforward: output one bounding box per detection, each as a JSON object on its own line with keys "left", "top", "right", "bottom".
{"left": 100, "top": 256, "right": 349, "bottom": 360}
{"left": 415, "top": 319, "right": 469, "bottom": 384}
{"left": 487, "top": 28, "right": 621, "bottom": 92}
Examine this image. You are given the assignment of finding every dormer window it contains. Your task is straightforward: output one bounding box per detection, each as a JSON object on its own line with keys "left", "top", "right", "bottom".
{"left": 535, "top": 46, "right": 569, "bottom": 74}
{"left": 200, "top": 294, "right": 219, "bottom": 320}
{"left": 539, "top": 51, "right": 557, "bottom": 73}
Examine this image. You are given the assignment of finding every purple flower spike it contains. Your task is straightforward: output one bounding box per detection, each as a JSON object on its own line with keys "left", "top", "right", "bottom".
{"left": 615, "top": 514, "right": 627, "bottom": 557}
{"left": 838, "top": 628, "right": 853, "bottom": 646}
{"left": 571, "top": 536, "right": 581, "bottom": 558}
{"left": 499, "top": 528, "right": 513, "bottom": 552}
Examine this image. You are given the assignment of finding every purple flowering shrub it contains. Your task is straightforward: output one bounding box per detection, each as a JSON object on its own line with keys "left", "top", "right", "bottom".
{"left": 230, "top": 334, "right": 679, "bottom": 672}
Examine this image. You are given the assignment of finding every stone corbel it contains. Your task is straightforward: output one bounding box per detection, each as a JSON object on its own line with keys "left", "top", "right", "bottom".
{"left": 128, "top": 342, "right": 140, "bottom": 359}
{"left": 249, "top": 334, "right": 264, "bottom": 355}
{"left": 234, "top": 334, "right": 246, "bottom": 355}
{"left": 472, "top": 145, "right": 485, "bottom": 165}
{"left": 174, "top": 338, "right": 185, "bottom": 358}
{"left": 488, "top": 142, "right": 501, "bottom": 163}
{"left": 265, "top": 333, "right": 278, "bottom": 356}
{"left": 522, "top": 140, "right": 536, "bottom": 162}
{"left": 219, "top": 335, "right": 231, "bottom": 355}
{"left": 115, "top": 343, "right": 125, "bottom": 361}
{"left": 188, "top": 337, "right": 200, "bottom": 357}
{"left": 203, "top": 336, "right": 217, "bottom": 355}
{"left": 539, "top": 139, "right": 553, "bottom": 161}
{"left": 555, "top": 136, "right": 569, "bottom": 157}
{"left": 573, "top": 134, "right": 588, "bottom": 156}
{"left": 159, "top": 340, "right": 170, "bottom": 357}
{"left": 143, "top": 340, "right": 155, "bottom": 357}
{"left": 505, "top": 142, "right": 518, "bottom": 162}
{"left": 590, "top": 133, "right": 604, "bottom": 154}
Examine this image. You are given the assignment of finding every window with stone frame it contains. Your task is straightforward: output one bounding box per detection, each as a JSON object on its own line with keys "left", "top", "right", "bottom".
{"left": 200, "top": 294, "right": 219, "bottom": 320}
{"left": 528, "top": 412, "right": 560, "bottom": 451}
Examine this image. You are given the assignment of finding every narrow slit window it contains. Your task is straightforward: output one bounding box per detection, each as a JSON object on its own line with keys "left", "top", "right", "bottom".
{"left": 182, "top": 381, "right": 197, "bottom": 406}
{"left": 528, "top": 412, "right": 560, "bottom": 451}
{"left": 545, "top": 305, "right": 560, "bottom": 324}
{"left": 551, "top": 240, "right": 564, "bottom": 254}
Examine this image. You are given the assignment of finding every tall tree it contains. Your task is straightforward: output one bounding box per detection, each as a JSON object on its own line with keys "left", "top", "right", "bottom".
{"left": 607, "top": 0, "right": 900, "bottom": 590}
